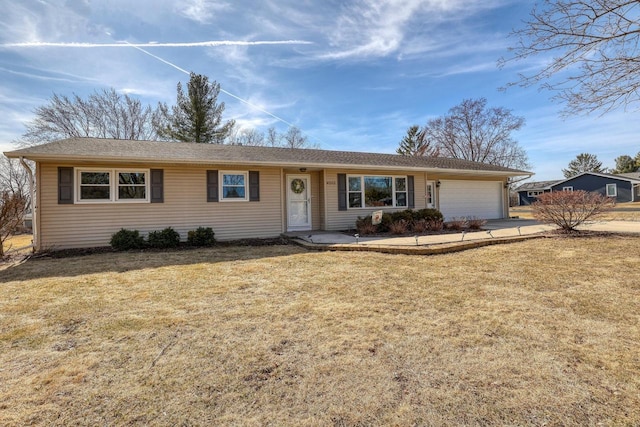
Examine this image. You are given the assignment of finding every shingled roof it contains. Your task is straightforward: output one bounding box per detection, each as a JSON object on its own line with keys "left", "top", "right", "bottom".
{"left": 4, "top": 137, "right": 531, "bottom": 176}
{"left": 515, "top": 180, "right": 563, "bottom": 191}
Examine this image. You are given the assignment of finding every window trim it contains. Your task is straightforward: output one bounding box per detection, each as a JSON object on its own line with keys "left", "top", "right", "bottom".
{"left": 346, "top": 174, "right": 408, "bottom": 209}
{"left": 562, "top": 186, "right": 574, "bottom": 192}
{"left": 606, "top": 183, "right": 617, "bottom": 197}
{"left": 75, "top": 168, "right": 150, "bottom": 204}
{"left": 219, "top": 170, "right": 249, "bottom": 202}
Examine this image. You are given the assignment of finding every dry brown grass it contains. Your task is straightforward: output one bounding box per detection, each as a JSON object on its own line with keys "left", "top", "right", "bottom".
{"left": 1, "top": 238, "right": 640, "bottom": 426}
{"left": 2, "top": 234, "right": 33, "bottom": 256}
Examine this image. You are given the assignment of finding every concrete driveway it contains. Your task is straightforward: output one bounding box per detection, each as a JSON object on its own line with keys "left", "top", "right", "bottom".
{"left": 289, "top": 219, "right": 640, "bottom": 247}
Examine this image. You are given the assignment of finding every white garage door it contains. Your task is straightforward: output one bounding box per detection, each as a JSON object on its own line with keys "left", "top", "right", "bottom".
{"left": 439, "top": 180, "right": 503, "bottom": 220}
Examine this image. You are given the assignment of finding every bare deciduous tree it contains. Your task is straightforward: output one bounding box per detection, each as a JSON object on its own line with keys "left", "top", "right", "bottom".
{"left": 532, "top": 190, "right": 614, "bottom": 232}
{"left": 420, "top": 98, "right": 529, "bottom": 170}
{"left": 502, "top": 0, "right": 640, "bottom": 115}
{"left": 18, "top": 88, "right": 163, "bottom": 146}
{"left": 266, "top": 127, "right": 281, "bottom": 147}
{"left": 227, "top": 128, "right": 266, "bottom": 146}
{"left": 282, "top": 126, "right": 310, "bottom": 149}
{"left": 0, "top": 156, "right": 30, "bottom": 198}
{"left": 1, "top": 191, "right": 28, "bottom": 258}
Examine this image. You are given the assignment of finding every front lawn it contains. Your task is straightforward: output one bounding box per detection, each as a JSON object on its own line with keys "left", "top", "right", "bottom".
{"left": 1, "top": 237, "right": 639, "bottom": 425}
{"left": 512, "top": 203, "right": 640, "bottom": 221}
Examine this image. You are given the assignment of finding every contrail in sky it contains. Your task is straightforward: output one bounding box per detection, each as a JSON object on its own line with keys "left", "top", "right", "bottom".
{"left": 1, "top": 38, "right": 329, "bottom": 146}
{"left": 123, "top": 42, "right": 299, "bottom": 130}
{"left": 2, "top": 40, "right": 312, "bottom": 48}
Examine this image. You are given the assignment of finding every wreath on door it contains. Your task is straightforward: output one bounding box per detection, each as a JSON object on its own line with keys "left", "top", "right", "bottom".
{"left": 291, "top": 178, "right": 305, "bottom": 194}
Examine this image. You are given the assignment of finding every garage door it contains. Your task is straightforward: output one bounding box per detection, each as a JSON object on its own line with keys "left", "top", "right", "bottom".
{"left": 439, "top": 180, "right": 503, "bottom": 220}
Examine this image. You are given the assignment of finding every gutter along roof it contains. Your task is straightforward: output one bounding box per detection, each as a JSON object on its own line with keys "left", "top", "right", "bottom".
{"left": 4, "top": 137, "right": 532, "bottom": 177}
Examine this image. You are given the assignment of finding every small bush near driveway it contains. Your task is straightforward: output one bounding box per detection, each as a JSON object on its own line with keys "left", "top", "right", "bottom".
{"left": 532, "top": 190, "right": 614, "bottom": 231}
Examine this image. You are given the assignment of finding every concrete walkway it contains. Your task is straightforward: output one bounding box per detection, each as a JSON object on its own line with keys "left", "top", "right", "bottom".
{"left": 285, "top": 219, "right": 640, "bottom": 253}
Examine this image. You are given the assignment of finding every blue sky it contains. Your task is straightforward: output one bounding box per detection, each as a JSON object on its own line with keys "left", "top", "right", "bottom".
{"left": 1, "top": 0, "right": 638, "bottom": 181}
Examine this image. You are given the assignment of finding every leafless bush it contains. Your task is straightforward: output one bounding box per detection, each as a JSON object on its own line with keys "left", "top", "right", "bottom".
{"left": 355, "top": 217, "right": 378, "bottom": 235}
{"left": 445, "top": 218, "right": 467, "bottom": 231}
{"left": 426, "top": 219, "right": 444, "bottom": 231}
{"left": 532, "top": 190, "right": 614, "bottom": 232}
{"left": 388, "top": 220, "right": 409, "bottom": 235}
{"left": 467, "top": 217, "right": 487, "bottom": 230}
{"left": 1, "top": 192, "right": 28, "bottom": 258}
{"left": 412, "top": 219, "right": 428, "bottom": 233}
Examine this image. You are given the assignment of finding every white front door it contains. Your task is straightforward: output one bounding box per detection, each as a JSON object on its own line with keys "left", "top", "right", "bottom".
{"left": 426, "top": 181, "right": 436, "bottom": 208}
{"left": 287, "top": 175, "right": 311, "bottom": 231}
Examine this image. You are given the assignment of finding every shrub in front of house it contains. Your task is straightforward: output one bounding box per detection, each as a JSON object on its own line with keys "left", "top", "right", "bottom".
{"left": 110, "top": 228, "right": 146, "bottom": 251}
{"left": 415, "top": 208, "right": 444, "bottom": 231}
{"left": 415, "top": 208, "right": 444, "bottom": 223}
{"left": 466, "top": 217, "right": 487, "bottom": 230}
{"left": 355, "top": 216, "right": 377, "bottom": 235}
{"left": 445, "top": 217, "right": 467, "bottom": 231}
{"left": 390, "top": 210, "right": 414, "bottom": 224}
{"left": 388, "top": 219, "right": 409, "bottom": 235}
{"left": 187, "top": 227, "right": 216, "bottom": 246}
{"left": 355, "top": 208, "right": 445, "bottom": 234}
{"left": 147, "top": 227, "right": 181, "bottom": 248}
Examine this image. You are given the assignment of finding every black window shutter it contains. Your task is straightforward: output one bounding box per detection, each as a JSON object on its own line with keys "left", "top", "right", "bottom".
{"left": 150, "top": 169, "right": 164, "bottom": 203}
{"left": 207, "top": 170, "right": 219, "bottom": 202}
{"left": 58, "top": 167, "right": 74, "bottom": 204}
{"left": 249, "top": 171, "right": 260, "bottom": 202}
{"left": 338, "top": 173, "right": 347, "bottom": 211}
{"left": 407, "top": 175, "right": 415, "bottom": 209}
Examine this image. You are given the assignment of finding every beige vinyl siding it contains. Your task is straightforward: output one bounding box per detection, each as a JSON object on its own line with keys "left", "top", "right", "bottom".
{"left": 310, "top": 171, "right": 321, "bottom": 230}
{"left": 38, "top": 163, "right": 283, "bottom": 249}
{"left": 323, "top": 169, "right": 428, "bottom": 231}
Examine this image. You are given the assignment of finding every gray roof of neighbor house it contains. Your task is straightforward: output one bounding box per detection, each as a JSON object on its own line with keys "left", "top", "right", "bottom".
{"left": 552, "top": 171, "right": 640, "bottom": 185}
{"left": 604, "top": 171, "right": 640, "bottom": 181}
{"left": 516, "top": 172, "right": 640, "bottom": 192}
{"left": 4, "top": 137, "right": 531, "bottom": 176}
{"left": 515, "top": 180, "right": 563, "bottom": 191}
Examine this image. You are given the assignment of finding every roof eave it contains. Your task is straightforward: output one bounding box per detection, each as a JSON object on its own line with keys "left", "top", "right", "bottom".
{"left": 4, "top": 152, "right": 531, "bottom": 177}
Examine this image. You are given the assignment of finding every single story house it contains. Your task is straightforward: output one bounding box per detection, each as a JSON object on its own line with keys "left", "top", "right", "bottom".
{"left": 4, "top": 138, "right": 530, "bottom": 250}
{"left": 516, "top": 172, "right": 640, "bottom": 205}
{"left": 515, "top": 180, "right": 562, "bottom": 205}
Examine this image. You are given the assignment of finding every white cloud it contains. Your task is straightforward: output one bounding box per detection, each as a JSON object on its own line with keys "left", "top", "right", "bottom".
{"left": 318, "top": 0, "right": 511, "bottom": 60}
{"left": 177, "top": 0, "right": 233, "bottom": 24}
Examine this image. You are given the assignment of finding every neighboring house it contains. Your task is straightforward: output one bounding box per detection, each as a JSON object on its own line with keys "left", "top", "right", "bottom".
{"left": 515, "top": 180, "right": 562, "bottom": 205}
{"left": 516, "top": 172, "right": 640, "bottom": 206}
{"left": 4, "top": 138, "right": 530, "bottom": 250}
{"left": 549, "top": 172, "right": 640, "bottom": 202}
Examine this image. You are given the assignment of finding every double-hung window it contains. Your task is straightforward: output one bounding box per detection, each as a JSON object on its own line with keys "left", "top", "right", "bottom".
{"left": 79, "top": 171, "right": 111, "bottom": 201}
{"left": 118, "top": 172, "right": 147, "bottom": 200}
{"left": 606, "top": 183, "right": 617, "bottom": 197}
{"left": 220, "top": 171, "right": 248, "bottom": 201}
{"left": 347, "top": 175, "right": 407, "bottom": 208}
{"left": 76, "top": 169, "right": 149, "bottom": 203}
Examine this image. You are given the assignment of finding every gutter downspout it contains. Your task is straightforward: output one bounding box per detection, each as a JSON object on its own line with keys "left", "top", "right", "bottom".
{"left": 19, "top": 157, "right": 37, "bottom": 251}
